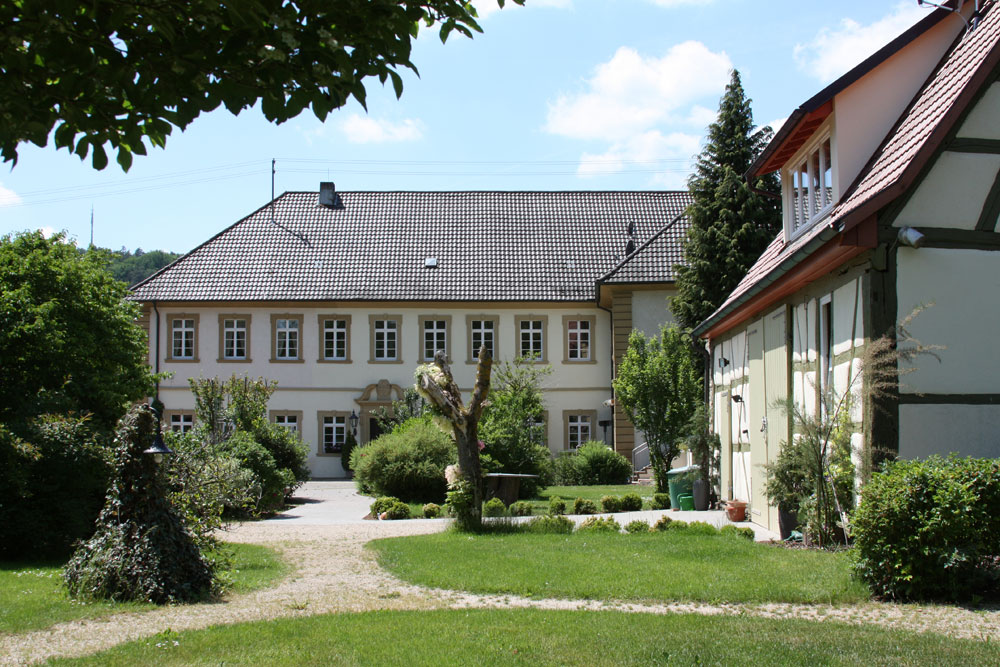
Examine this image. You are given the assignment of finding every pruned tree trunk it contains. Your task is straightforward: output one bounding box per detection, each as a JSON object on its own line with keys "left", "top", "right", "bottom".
{"left": 415, "top": 346, "right": 492, "bottom": 530}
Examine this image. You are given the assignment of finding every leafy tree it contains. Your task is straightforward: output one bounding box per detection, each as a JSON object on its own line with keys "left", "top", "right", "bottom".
{"left": 2, "top": 0, "right": 521, "bottom": 170}
{"left": 0, "top": 231, "right": 155, "bottom": 429}
{"left": 672, "top": 69, "right": 782, "bottom": 330}
{"left": 613, "top": 326, "right": 701, "bottom": 493}
{"left": 105, "top": 248, "right": 182, "bottom": 286}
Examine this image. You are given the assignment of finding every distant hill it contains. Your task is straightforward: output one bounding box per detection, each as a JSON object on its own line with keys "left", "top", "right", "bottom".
{"left": 105, "top": 248, "right": 182, "bottom": 286}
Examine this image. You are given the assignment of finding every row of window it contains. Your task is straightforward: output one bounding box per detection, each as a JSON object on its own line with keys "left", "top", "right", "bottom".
{"left": 166, "top": 313, "right": 597, "bottom": 364}
{"left": 167, "top": 409, "right": 599, "bottom": 452}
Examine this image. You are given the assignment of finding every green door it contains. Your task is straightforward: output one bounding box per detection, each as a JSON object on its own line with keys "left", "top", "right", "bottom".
{"left": 747, "top": 319, "right": 766, "bottom": 525}
{"left": 763, "top": 306, "right": 791, "bottom": 532}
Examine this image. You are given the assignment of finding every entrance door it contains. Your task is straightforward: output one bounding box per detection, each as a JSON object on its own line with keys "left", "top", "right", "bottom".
{"left": 763, "top": 306, "right": 790, "bottom": 532}
{"left": 368, "top": 417, "right": 385, "bottom": 444}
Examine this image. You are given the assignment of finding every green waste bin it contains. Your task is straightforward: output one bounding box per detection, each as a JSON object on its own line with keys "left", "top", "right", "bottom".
{"left": 667, "top": 465, "right": 699, "bottom": 510}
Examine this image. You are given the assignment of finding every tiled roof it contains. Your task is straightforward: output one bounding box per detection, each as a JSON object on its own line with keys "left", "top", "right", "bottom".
{"left": 597, "top": 211, "right": 690, "bottom": 285}
{"left": 696, "top": 2, "right": 1000, "bottom": 336}
{"left": 131, "top": 190, "right": 693, "bottom": 303}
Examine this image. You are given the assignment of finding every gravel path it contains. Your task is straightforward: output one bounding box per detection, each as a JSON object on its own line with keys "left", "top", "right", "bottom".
{"left": 3, "top": 516, "right": 999, "bottom": 665}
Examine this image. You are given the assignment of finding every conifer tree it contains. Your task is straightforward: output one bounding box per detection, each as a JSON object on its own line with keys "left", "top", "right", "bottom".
{"left": 672, "top": 70, "right": 782, "bottom": 330}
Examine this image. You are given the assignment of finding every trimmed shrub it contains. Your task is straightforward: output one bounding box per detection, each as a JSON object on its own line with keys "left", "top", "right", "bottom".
{"left": 371, "top": 496, "right": 401, "bottom": 517}
{"left": 552, "top": 452, "right": 583, "bottom": 486}
{"left": 553, "top": 442, "right": 633, "bottom": 486}
{"left": 526, "top": 515, "right": 575, "bottom": 534}
{"left": 218, "top": 431, "right": 290, "bottom": 514}
{"left": 252, "top": 421, "right": 310, "bottom": 489}
{"left": 578, "top": 516, "right": 621, "bottom": 533}
{"left": 625, "top": 520, "right": 650, "bottom": 534}
{"left": 652, "top": 515, "right": 673, "bottom": 532}
{"left": 720, "top": 525, "right": 755, "bottom": 541}
{"left": 510, "top": 501, "right": 533, "bottom": 517}
{"left": 852, "top": 456, "right": 1000, "bottom": 602}
{"left": 483, "top": 497, "right": 508, "bottom": 517}
{"left": 383, "top": 500, "right": 411, "bottom": 520}
{"left": 619, "top": 492, "right": 643, "bottom": 512}
{"left": 686, "top": 521, "right": 719, "bottom": 535}
{"left": 573, "top": 497, "right": 597, "bottom": 515}
{"left": 601, "top": 495, "right": 622, "bottom": 513}
{"left": 548, "top": 496, "right": 566, "bottom": 516}
{"left": 664, "top": 520, "right": 689, "bottom": 532}
{"left": 651, "top": 493, "right": 671, "bottom": 510}
{"left": 422, "top": 503, "right": 442, "bottom": 519}
{"left": 350, "top": 419, "right": 454, "bottom": 503}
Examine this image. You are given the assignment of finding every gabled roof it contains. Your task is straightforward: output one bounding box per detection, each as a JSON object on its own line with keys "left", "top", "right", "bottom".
{"left": 130, "top": 190, "right": 693, "bottom": 303}
{"left": 596, "top": 209, "right": 690, "bottom": 286}
{"left": 696, "top": 1, "right": 1000, "bottom": 338}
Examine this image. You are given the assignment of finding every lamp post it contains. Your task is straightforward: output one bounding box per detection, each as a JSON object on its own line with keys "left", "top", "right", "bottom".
{"left": 144, "top": 406, "right": 174, "bottom": 463}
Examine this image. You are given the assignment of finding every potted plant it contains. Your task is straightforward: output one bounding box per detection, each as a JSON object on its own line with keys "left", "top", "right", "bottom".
{"left": 764, "top": 440, "right": 808, "bottom": 540}
{"left": 680, "top": 406, "right": 721, "bottom": 511}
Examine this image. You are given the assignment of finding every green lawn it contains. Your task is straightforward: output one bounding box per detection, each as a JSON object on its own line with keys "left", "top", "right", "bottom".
{"left": 51, "top": 608, "right": 999, "bottom": 666}
{"left": 371, "top": 531, "right": 868, "bottom": 604}
{"left": 529, "top": 484, "right": 655, "bottom": 513}
{"left": 0, "top": 542, "right": 285, "bottom": 635}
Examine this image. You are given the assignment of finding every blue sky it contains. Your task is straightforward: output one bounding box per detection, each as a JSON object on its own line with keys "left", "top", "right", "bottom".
{"left": 0, "top": 1, "right": 930, "bottom": 253}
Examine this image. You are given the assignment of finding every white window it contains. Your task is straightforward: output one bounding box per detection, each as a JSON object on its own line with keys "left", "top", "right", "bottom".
{"left": 322, "top": 415, "right": 347, "bottom": 454}
{"left": 566, "top": 320, "right": 591, "bottom": 361}
{"left": 274, "top": 414, "right": 298, "bottom": 432}
{"left": 374, "top": 319, "right": 398, "bottom": 361}
{"left": 819, "top": 296, "right": 833, "bottom": 401}
{"left": 787, "top": 134, "right": 833, "bottom": 238}
{"left": 171, "top": 318, "right": 195, "bottom": 359}
{"left": 519, "top": 319, "right": 544, "bottom": 359}
{"left": 275, "top": 318, "right": 299, "bottom": 360}
{"left": 422, "top": 319, "right": 447, "bottom": 361}
{"left": 223, "top": 318, "right": 247, "bottom": 359}
{"left": 324, "top": 319, "right": 348, "bottom": 360}
{"left": 470, "top": 319, "right": 495, "bottom": 360}
{"left": 567, "top": 414, "right": 592, "bottom": 450}
{"left": 169, "top": 413, "right": 194, "bottom": 433}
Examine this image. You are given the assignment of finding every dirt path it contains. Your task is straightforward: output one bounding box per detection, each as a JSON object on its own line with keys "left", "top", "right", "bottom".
{"left": 3, "top": 520, "right": 999, "bottom": 665}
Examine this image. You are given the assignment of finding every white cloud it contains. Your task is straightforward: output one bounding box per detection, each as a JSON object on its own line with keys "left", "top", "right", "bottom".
{"left": 340, "top": 115, "right": 424, "bottom": 144}
{"left": 0, "top": 182, "right": 21, "bottom": 207}
{"left": 795, "top": 3, "right": 927, "bottom": 83}
{"left": 545, "top": 41, "right": 731, "bottom": 142}
{"left": 39, "top": 226, "right": 56, "bottom": 238}
{"left": 765, "top": 116, "right": 789, "bottom": 134}
{"left": 577, "top": 130, "right": 701, "bottom": 189}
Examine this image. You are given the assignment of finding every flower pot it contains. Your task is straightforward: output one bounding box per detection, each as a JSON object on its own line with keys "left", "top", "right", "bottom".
{"left": 692, "top": 478, "right": 709, "bottom": 511}
{"left": 725, "top": 500, "right": 747, "bottom": 522}
{"left": 778, "top": 506, "right": 798, "bottom": 540}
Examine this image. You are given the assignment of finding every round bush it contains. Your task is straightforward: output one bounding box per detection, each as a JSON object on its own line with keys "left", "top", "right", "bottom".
{"left": 852, "top": 456, "right": 1000, "bottom": 602}
{"left": 600, "top": 495, "right": 622, "bottom": 513}
{"left": 548, "top": 496, "right": 566, "bottom": 516}
{"left": 510, "top": 501, "right": 533, "bottom": 517}
{"left": 651, "top": 493, "right": 670, "bottom": 510}
{"left": 573, "top": 497, "right": 597, "bottom": 515}
{"left": 685, "top": 521, "right": 719, "bottom": 535}
{"left": 578, "top": 516, "right": 621, "bottom": 533}
{"left": 620, "top": 492, "right": 643, "bottom": 512}
{"left": 483, "top": 497, "right": 508, "bottom": 517}
{"left": 383, "top": 500, "right": 411, "bottom": 520}
{"left": 526, "top": 515, "right": 575, "bottom": 534}
{"left": 625, "top": 520, "right": 650, "bottom": 534}
{"left": 720, "top": 525, "right": 755, "bottom": 541}
{"left": 652, "top": 515, "right": 673, "bottom": 531}
{"left": 370, "top": 496, "right": 401, "bottom": 517}
{"left": 218, "top": 431, "right": 287, "bottom": 514}
{"left": 422, "top": 503, "right": 442, "bottom": 519}
{"left": 350, "top": 419, "right": 454, "bottom": 503}
{"left": 575, "top": 442, "right": 633, "bottom": 485}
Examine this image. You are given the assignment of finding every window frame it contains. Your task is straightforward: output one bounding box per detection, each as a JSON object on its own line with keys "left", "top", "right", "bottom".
{"left": 418, "top": 315, "right": 452, "bottom": 362}
{"left": 562, "top": 315, "right": 596, "bottom": 364}
{"left": 466, "top": 315, "right": 499, "bottom": 364}
{"left": 563, "top": 410, "right": 597, "bottom": 451}
{"left": 270, "top": 313, "right": 304, "bottom": 363}
{"left": 166, "top": 313, "right": 199, "bottom": 362}
{"left": 317, "top": 410, "right": 351, "bottom": 456}
{"left": 270, "top": 410, "right": 303, "bottom": 433}
{"left": 218, "top": 314, "right": 252, "bottom": 362}
{"left": 369, "top": 314, "right": 403, "bottom": 363}
{"left": 165, "top": 410, "right": 195, "bottom": 434}
{"left": 317, "top": 314, "right": 352, "bottom": 363}
{"left": 514, "top": 315, "right": 548, "bottom": 363}
{"left": 818, "top": 294, "right": 833, "bottom": 403}
{"left": 783, "top": 121, "right": 836, "bottom": 241}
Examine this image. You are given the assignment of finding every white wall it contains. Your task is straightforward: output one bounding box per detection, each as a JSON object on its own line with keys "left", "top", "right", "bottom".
{"left": 153, "top": 302, "right": 614, "bottom": 476}
{"left": 631, "top": 290, "right": 675, "bottom": 337}
{"left": 894, "top": 152, "right": 1000, "bottom": 229}
{"left": 899, "top": 404, "right": 1000, "bottom": 459}
{"left": 957, "top": 82, "right": 1000, "bottom": 140}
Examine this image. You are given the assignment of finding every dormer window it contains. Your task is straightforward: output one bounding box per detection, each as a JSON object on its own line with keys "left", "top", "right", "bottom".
{"left": 785, "top": 129, "right": 834, "bottom": 240}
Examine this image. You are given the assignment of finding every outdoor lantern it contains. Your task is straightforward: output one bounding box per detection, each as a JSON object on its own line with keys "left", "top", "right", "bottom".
{"left": 144, "top": 407, "right": 174, "bottom": 463}
{"left": 349, "top": 410, "right": 359, "bottom": 435}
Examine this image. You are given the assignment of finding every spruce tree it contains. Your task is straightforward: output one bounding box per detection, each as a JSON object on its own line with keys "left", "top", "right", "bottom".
{"left": 672, "top": 70, "right": 782, "bottom": 330}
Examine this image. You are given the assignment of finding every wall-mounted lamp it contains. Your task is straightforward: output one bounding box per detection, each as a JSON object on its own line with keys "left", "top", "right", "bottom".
{"left": 730, "top": 394, "right": 743, "bottom": 404}
{"left": 897, "top": 226, "right": 926, "bottom": 249}
{"left": 348, "top": 410, "right": 359, "bottom": 436}
{"left": 718, "top": 357, "right": 730, "bottom": 369}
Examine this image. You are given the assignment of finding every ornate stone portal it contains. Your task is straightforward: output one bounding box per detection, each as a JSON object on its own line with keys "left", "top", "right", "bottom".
{"left": 356, "top": 379, "right": 405, "bottom": 444}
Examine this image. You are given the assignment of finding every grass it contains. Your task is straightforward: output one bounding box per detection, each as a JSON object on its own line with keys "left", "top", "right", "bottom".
{"left": 51, "top": 608, "right": 1000, "bottom": 666}
{"left": 0, "top": 542, "right": 285, "bottom": 635}
{"left": 371, "top": 531, "right": 868, "bottom": 604}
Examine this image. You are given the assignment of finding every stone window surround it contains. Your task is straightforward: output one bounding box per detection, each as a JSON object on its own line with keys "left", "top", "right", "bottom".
{"left": 316, "top": 410, "right": 351, "bottom": 456}
{"left": 418, "top": 315, "right": 452, "bottom": 362}
{"left": 269, "top": 410, "right": 303, "bottom": 432}
{"left": 369, "top": 314, "right": 404, "bottom": 363}
{"left": 563, "top": 409, "right": 598, "bottom": 450}
{"left": 465, "top": 314, "right": 499, "bottom": 364}
{"left": 317, "top": 314, "right": 352, "bottom": 363}
{"left": 562, "top": 314, "right": 597, "bottom": 364}
{"left": 165, "top": 313, "right": 200, "bottom": 362}
{"left": 270, "top": 313, "right": 305, "bottom": 363}
{"left": 218, "top": 313, "right": 252, "bottom": 362}
{"left": 514, "top": 314, "right": 549, "bottom": 364}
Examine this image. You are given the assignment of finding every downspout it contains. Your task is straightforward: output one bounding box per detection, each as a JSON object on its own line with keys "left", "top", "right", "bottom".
{"left": 152, "top": 301, "right": 161, "bottom": 402}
